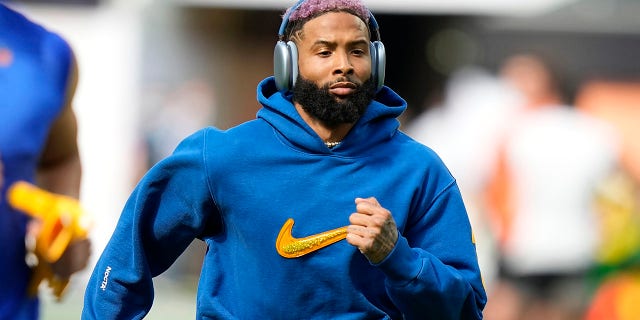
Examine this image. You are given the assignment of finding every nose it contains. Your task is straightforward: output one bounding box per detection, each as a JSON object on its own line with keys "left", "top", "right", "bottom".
{"left": 333, "top": 51, "right": 354, "bottom": 76}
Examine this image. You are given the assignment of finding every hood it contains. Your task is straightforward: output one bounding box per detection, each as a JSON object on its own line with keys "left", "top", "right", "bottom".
{"left": 256, "top": 77, "right": 407, "bottom": 155}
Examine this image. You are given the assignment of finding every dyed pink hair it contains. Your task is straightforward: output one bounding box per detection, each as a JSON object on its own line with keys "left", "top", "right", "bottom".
{"left": 285, "top": 0, "right": 370, "bottom": 23}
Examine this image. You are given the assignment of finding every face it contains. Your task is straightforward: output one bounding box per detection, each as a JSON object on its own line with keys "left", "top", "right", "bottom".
{"left": 500, "top": 54, "right": 554, "bottom": 103}
{"left": 292, "top": 12, "right": 375, "bottom": 127}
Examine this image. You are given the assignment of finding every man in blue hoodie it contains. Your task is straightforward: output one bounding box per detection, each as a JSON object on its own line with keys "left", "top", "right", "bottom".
{"left": 83, "top": 0, "right": 487, "bottom": 319}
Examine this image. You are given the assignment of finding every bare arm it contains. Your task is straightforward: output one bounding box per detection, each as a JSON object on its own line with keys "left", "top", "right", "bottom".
{"left": 36, "top": 52, "right": 81, "bottom": 198}
{"left": 35, "top": 53, "right": 90, "bottom": 278}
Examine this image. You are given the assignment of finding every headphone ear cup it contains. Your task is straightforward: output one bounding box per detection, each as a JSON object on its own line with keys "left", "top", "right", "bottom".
{"left": 274, "top": 40, "right": 299, "bottom": 92}
{"left": 370, "top": 41, "right": 386, "bottom": 92}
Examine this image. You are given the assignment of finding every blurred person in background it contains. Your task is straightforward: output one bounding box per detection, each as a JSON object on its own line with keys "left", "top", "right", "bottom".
{"left": 404, "top": 66, "right": 523, "bottom": 293}
{"left": 82, "top": 0, "right": 486, "bottom": 318}
{"left": 574, "top": 77, "right": 640, "bottom": 320}
{"left": 481, "top": 52, "right": 621, "bottom": 320}
{"left": 0, "top": 3, "right": 91, "bottom": 319}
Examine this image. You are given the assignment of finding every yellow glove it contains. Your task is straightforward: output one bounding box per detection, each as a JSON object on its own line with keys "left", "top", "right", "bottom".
{"left": 7, "top": 181, "right": 92, "bottom": 300}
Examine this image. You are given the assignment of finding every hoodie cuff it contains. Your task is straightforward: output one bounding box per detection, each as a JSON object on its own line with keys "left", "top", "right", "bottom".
{"left": 373, "top": 234, "right": 421, "bottom": 284}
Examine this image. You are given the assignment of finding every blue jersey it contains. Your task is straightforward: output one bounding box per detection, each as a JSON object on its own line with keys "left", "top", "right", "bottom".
{"left": 83, "top": 78, "right": 487, "bottom": 319}
{"left": 0, "top": 4, "right": 73, "bottom": 319}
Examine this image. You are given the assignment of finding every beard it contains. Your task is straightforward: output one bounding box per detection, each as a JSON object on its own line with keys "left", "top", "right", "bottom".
{"left": 292, "top": 75, "right": 376, "bottom": 129}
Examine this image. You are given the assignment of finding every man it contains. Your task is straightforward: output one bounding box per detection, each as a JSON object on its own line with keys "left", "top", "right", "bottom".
{"left": 1, "top": 3, "right": 91, "bottom": 319}
{"left": 83, "top": 0, "right": 486, "bottom": 319}
{"left": 482, "top": 53, "right": 620, "bottom": 320}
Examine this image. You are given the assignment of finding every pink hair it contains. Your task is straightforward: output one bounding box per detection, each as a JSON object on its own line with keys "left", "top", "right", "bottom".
{"left": 285, "top": 0, "right": 370, "bottom": 23}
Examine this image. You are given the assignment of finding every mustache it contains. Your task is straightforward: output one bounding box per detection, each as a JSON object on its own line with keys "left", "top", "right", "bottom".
{"left": 323, "top": 77, "right": 361, "bottom": 89}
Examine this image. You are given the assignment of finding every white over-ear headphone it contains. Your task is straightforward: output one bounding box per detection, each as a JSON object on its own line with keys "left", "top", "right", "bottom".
{"left": 273, "top": 0, "right": 386, "bottom": 93}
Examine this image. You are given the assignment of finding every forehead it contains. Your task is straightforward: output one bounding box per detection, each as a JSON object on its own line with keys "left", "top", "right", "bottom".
{"left": 300, "top": 12, "right": 369, "bottom": 42}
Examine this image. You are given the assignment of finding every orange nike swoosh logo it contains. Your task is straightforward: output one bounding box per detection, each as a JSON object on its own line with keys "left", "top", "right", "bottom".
{"left": 276, "top": 218, "right": 347, "bottom": 258}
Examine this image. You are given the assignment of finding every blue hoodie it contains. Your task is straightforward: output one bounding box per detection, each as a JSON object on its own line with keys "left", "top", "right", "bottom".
{"left": 83, "top": 77, "right": 487, "bottom": 319}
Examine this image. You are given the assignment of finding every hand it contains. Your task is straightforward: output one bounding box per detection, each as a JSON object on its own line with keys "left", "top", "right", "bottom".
{"left": 27, "top": 218, "right": 92, "bottom": 278}
{"left": 346, "top": 197, "right": 398, "bottom": 264}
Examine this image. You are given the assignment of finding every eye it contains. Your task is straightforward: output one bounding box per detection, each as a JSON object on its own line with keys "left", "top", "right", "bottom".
{"left": 351, "top": 49, "right": 366, "bottom": 56}
{"left": 318, "top": 50, "right": 332, "bottom": 57}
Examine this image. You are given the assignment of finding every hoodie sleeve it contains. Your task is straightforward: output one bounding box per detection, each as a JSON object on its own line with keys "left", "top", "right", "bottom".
{"left": 82, "top": 128, "right": 217, "bottom": 320}
{"left": 376, "top": 180, "right": 487, "bottom": 320}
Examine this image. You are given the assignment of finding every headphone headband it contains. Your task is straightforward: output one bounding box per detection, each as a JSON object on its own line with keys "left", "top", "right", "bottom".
{"left": 278, "top": 0, "right": 305, "bottom": 37}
